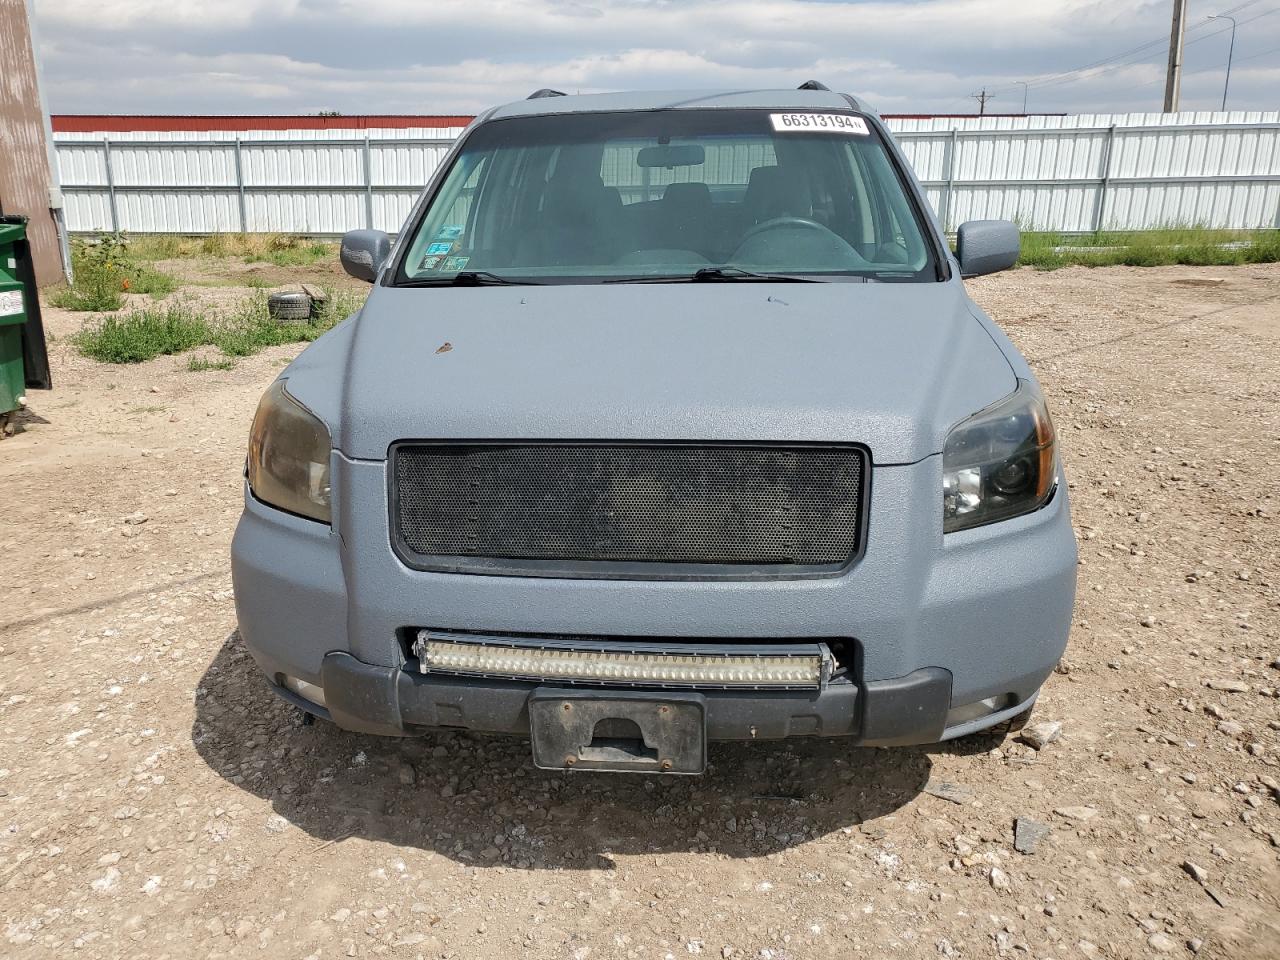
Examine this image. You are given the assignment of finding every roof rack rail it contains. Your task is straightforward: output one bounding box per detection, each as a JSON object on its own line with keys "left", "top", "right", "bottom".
{"left": 527, "top": 88, "right": 567, "bottom": 100}
{"left": 797, "top": 80, "right": 830, "bottom": 91}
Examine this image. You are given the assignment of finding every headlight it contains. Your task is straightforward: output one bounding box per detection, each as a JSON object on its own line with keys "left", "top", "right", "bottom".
{"left": 943, "top": 380, "right": 1056, "bottom": 533}
{"left": 247, "top": 380, "right": 332, "bottom": 523}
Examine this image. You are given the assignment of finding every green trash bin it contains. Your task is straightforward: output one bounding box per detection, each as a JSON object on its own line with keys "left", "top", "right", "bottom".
{"left": 0, "top": 223, "right": 27, "bottom": 415}
{"left": 0, "top": 215, "right": 52, "bottom": 435}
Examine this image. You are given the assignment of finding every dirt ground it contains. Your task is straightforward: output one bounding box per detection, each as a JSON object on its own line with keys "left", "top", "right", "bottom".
{"left": 1, "top": 260, "right": 1278, "bottom": 960}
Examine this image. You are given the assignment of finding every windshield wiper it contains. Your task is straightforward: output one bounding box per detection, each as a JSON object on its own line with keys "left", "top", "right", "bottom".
{"left": 692, "top": 267, "right": 822, "bottom": 283}
{"left": 398, "top": 271, "right": 543, "bottom": 287}
{"left": 452, "top": 271, "right": 544, "bottom": 286}
{"left": 605, "top": 267, "right": 825, "bottom": 284}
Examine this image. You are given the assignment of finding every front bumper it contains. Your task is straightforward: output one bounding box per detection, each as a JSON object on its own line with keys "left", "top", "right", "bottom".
{"left": 278, "top": 652, "right": 981, "bottom": 745}
{"left": 231, "top": 453, "right": 1075, "bottom": 746}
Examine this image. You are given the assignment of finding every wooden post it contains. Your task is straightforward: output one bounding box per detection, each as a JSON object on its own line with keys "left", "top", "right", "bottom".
{"left": 0, "top": 0, "right": 66, "bottom": 286}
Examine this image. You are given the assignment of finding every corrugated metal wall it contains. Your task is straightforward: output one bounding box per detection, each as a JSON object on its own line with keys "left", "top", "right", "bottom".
{"left": 890, "top": 112, "right": 1280, "bottom": 231}
{"left": 55, "top": 127, "right": 463, "bottom": 235}
{"left": 54, "top": 112, "right": 1280, "bottom": 235}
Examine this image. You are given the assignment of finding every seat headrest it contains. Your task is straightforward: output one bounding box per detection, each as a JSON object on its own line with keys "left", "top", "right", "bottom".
{"left": 543, "top": 173, "right": 610, "bottom": 220}
{"left": 662, "top": 181, "right": 712, "bottom": 208}
{"left": 744, "top": 166, "right": 809, "bottom": 220}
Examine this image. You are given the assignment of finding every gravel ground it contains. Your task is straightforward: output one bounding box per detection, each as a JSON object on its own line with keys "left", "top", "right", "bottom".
{"left": 1, "top": 262, "right": 1278, "bottom": 960}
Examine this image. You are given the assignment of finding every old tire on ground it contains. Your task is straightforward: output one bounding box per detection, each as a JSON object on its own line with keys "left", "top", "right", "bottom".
{"left": 267, "top": 291, "right": 313, "bottom": 322}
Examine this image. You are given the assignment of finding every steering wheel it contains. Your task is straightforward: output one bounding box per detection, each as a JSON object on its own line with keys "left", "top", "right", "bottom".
{"left": 738, "top": 216, "right": 839, "bottom": 244}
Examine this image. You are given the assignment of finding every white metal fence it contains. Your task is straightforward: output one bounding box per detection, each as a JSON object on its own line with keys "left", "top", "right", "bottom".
{"left": 892, "top": 112, "right": 1280, "bottom": 232}
{"left": 54, "top": 112, "right": 1280, "bottom": 235}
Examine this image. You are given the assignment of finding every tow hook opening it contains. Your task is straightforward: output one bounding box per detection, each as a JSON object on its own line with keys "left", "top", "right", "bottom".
{"left": 579, "top": 718, "right": 659, "bottom": 764}
{"left": 529, "top": 690, "right": 707, "bottom": 773}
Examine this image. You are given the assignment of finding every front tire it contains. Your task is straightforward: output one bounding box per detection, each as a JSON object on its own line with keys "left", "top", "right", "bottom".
{"left": 983, "top": 703, "right": 1034, "bottom": 741}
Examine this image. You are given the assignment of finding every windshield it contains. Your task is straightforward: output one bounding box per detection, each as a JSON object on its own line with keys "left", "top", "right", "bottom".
{"left": 395, "top": 109, "right": 938, "bottom": 284}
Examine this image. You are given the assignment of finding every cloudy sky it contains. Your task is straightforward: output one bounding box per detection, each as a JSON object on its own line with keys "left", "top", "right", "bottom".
{"left": 31, "top": 0, "right": 1280, "bottom": 116}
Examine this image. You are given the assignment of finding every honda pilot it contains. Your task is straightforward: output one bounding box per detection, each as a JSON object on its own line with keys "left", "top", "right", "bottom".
{"left": 231, "top": 84, "right": 1077, "bottom": 773}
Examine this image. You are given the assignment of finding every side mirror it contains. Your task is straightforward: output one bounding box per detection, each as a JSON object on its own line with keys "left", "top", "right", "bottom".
{"left": 955, "top": 220, "right": 1020, "bottom": 278}
{"left": 340, "top": 229, "right": 392, "bottom": 283}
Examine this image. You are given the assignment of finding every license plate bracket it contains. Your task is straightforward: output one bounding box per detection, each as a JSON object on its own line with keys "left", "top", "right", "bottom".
{"left": 528, "top": 689, "right": 707, "bottom": 774}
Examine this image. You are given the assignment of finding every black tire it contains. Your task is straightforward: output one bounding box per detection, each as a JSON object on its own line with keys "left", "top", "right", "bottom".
{"left": 268, "top": 291, "right": 313, "bottom": 322}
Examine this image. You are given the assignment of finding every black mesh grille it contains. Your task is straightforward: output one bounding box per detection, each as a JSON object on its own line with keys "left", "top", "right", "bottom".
{"left": 391, "top": 443, "right": 864, "bottom": 570}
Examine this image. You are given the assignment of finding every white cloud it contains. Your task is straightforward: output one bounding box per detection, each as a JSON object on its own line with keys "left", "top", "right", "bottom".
{"left": 39, "top": 0, "right": 296, "bottom": 28}
{"left": 31, "top": 0, "right": 1280, "bottom": 114}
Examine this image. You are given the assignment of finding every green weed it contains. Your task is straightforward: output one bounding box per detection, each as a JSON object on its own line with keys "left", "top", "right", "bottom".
{"left": 48, "top": 235, "right": 127, "bottom": 310}
{"left": 210, "top": 289, "right": 360, "bottom": 355}
{"left": 187, "top": 355, "right": 236, "bottom": 372}
{"left": 188, "top": 275, "right": 278, "bottom": 289}
{"left": 50, "top": 233, "right": 179, "bottom": 310}
{"left": 130, "top": 265, "right": 179, "bottom": 297}
{"left": 123, "top": 232, "right": 338, "bottom": 265}
{"left": 242, "top": 236, "right": 336, "bottom": 267}
{"left": 126, "top": 234, "right": 185, "bottom": 260}
{"left": 74, "top": 305, "right": 211, "bottom": 363}
{"left": 48, "top": 276, "right": 122, "bottom": 312}
{"left": 313, "top": 287, "right": 368, "bottom": 326}
{"left": 74, "top": 287, "right": 365, "bottom": 365}
{"left": 1017, "top": 228, "right": 1280, "bottom": 270}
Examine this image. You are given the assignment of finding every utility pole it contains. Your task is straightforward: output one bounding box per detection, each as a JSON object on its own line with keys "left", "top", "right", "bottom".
{"left": 1208, "top": 14, "right": 1238, "bottom": 111}
{"left": 1014, "top": 80, "right": 1030, "bottom": 114}
{"left": 1163, "top": 0, "right": 1188, "bottom": 112}
{"left": 970, "top": 89, "right": 994, "bottom": 116}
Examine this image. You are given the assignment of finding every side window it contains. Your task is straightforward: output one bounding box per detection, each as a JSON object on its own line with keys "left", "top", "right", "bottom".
{"left": 851, "top": 142, "right": 929, "bottom": 268}
{"left": 402, "top": 153, "right": 490, "bottom": 276}
{"left": 845, "top": 147, "right": 876, "bottom": 247}
{"left": 442, "top": 156, "right": 489, "bottom": 230}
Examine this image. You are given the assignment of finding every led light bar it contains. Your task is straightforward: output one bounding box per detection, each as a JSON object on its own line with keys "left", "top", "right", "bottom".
{"left": 413, "top": 632, "right": 830, "bottom": 689}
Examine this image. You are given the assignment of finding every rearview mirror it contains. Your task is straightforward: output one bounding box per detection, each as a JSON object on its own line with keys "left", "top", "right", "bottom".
{"left": 340, "top": 229, "right": 392, "bottom": 283}
{"left": 955, "top": 220, "right": 1020, "bottom": 278}
{"left": 636, "top": 144, "right": 706, "bottom": 168}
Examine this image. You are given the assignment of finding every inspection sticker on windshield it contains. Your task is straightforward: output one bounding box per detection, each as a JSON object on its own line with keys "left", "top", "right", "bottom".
{"left": 770, "top": 113, "right": 868, "bottom": 135}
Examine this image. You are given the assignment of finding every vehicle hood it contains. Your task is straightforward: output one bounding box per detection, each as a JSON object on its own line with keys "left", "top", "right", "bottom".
{"left": 287, "top": 281, "right": 1015, "bottom": 465}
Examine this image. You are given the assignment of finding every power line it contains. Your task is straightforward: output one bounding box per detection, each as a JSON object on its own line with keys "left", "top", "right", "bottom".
{"left": 929, "top": 3, "right": 1275, "bottom": 115}
{"left": 1234, "top": 43, "right": 1280, "bottom": 61}
{"left": 1215, "top": 0, "right": 1268, "bottom": 14}
{"left": 1113, "top": 33, "right": 1279, "bottom": 94}
{"left": 987, "top": 6, "right": 1278, "bottom": 98}
{"left": 983, "top": 1, "right": 1273, "bottom": 96}
{"left": 991, "top": 31, "right": 1177, "bottom": 91}
{"left": 1006, "top": 37, "right": 1170, "bottom": 92}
